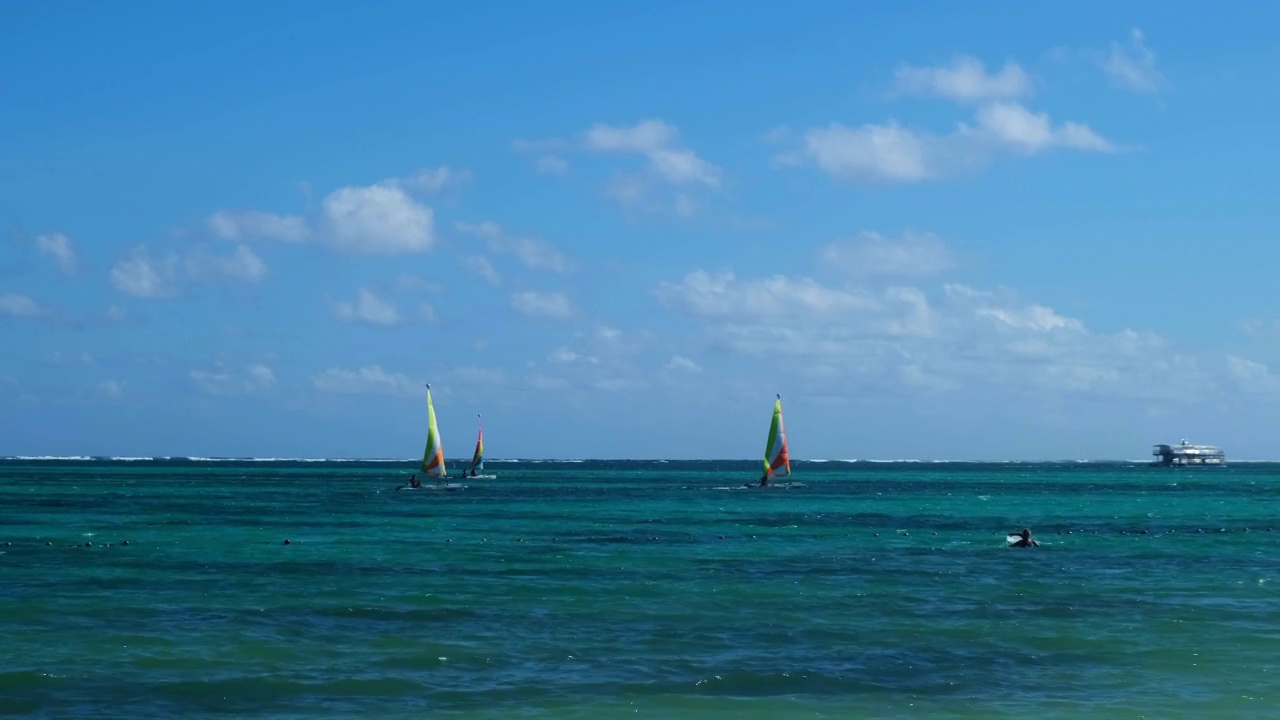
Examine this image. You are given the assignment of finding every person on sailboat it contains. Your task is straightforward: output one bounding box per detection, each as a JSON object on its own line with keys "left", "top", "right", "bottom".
{"left": 1009, "top": 528, "right": 1039, "bottom": 548}
{"left": 759, "top": 472, "right": 771, "bottom": 487}
{"left": 409, "top": 474, "right": 422, "bottom": 489}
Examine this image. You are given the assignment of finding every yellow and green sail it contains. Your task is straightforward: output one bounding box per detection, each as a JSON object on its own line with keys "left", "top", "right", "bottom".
{"left": 762, "top": 393, "right": 791, "bottom": 478}
{"left": 420, "top": 384, "right": 446, "bottom": 477}
{"left": 469, "top": 414, "right": 484, "bottom": 474}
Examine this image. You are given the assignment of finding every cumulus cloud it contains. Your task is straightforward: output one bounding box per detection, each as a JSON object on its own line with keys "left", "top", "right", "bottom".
{"left": 109, "top": 247, "right": 178, "bottom": 298}
{"left": 311, "top": 365, "right": 418, "bottom": 397}
{"left": 454, "top": 221, "right": 570, "bottom": 273}
{"left": 190, "top": 363, "right": 276, "bottom": 396}
{"left": 331, "top": 289, "right": 400, "bottom": 326}
{"left": 320, "top": 182, "right": 435, "bottom": 254}
{"left": 186, "top": 245, "right": 268, "bottom": 283}
{"left": 582, "top": 119, "right": 722, "bottom": 218}
{"left": 510, "top": 290, "right": 575, "bottom": 321}
{"left": 0, "top": 293, "right": 44, "bottom": 318}
{"left": 665, "top": 355, "right": 702, "bottom": 372}
{"left": 788, "top": 101, "right": 1114, "bottom": 184}
{"left": 205, "top": 169, "right": 454, "bottom": 254}
{"left": 207, "top": 210, "right": 309, "bottom": 243}
{"left": 654, "top": 234, "right": 1211, "bottom": 405}
{"left": 1103, "top": 28, "right": 1167, "bottom": 95}
{"left": 36, "top": 232, "right": 77, "bottom": 274}
{"left": 894, "top": 55, "right": 1032, "bottom": 102}
{"left": 537, "top": 155, "right": 570, "bottom": 175}
{"left": 458, "top": 255, "right": 502, "bottom": 286}
{"left": 395, "top": 165, "right": 472, "bottom": 194}
{"left": 513, "top": 137, "right": 572, "bottom": 176}
{"left": 110, "top": 244, "right": 267, "bottom": 298}
{"left": 779, "top": 47, "right": 1116, "bottom": 184}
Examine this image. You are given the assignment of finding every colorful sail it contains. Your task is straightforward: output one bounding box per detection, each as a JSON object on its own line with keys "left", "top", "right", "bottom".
{"left": 469, "top": 414, "right": 484, "bottom": 475}
{"left": 420, "top": 384, "right": 446, "bottom": 477}
{"left": 762, "top": 393, "right": 791, "bottom": 479}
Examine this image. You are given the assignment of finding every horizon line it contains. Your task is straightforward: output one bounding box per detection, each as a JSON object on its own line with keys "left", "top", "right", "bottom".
{"left": 0, "top": 455, "right": 1270, "bottom": 464}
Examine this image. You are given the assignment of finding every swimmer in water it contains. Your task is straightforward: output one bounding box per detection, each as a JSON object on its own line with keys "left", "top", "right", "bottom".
{"left": 1009, "top": 528, "right": 1040, "bottom": 548}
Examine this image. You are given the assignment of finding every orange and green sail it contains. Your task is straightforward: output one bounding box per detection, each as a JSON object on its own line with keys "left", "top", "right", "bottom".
{"left": 469, "top": 414, "right": 484, "bottom": 475}
{"left": 420, "top": 384, "right": 446, "bottom": 477}
{"left": 762, "top": 393, "right": 791, "bottom": 479}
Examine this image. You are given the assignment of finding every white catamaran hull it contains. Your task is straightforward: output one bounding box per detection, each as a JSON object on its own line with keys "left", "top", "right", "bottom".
{"left": 714, "top": 482, "right": 807, "bottom": 491}
{"left": 401, "top": 482, "right": 466, "bottom": 491}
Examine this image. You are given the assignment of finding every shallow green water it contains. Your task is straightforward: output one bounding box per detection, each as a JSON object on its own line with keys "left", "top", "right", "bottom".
{"left": 2, "top": 459, "right": 1277, "bottom": 718}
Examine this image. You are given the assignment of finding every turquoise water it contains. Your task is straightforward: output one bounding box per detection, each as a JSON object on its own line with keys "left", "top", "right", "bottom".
{"left": 2, "top": 459, "right": 1277, "bottom": 718}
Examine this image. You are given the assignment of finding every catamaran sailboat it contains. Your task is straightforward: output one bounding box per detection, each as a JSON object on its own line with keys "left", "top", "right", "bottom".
{"left": 401, "top": 383, "right": 465, "bottom": 491}
{"left": 753, "top": 393, "right": 803, "bottom": 489}
{"left": 463, "top": 413, "right": 497, "bottom": 479}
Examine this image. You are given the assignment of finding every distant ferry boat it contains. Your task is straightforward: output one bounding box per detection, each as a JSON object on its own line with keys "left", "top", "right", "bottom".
{"left": 1152, "top": 440, "right": 1226, "bottom": 466}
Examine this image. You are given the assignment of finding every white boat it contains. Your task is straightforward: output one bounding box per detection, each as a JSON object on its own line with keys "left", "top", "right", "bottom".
{"left": 1152, "top": 439, "right": 1226, "bottom": 466}
{"left": 728, "top": 394, "right": 804, "bottom": 489}
{"left": 399, "top": 384, "right": 466, "bottom": 491}
{"left": 462, "top": 413, "right": 496, "bottom": 479}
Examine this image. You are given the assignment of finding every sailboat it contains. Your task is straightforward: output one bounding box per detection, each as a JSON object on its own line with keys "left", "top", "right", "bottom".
{"left": 400, "top": 383, "right": 465, "bottom": 491}
{"left": 464, "top": 413, "right": 497, "bottom": 479}
{"left": 754, "top": 393, "right": 803, "bottom": 489}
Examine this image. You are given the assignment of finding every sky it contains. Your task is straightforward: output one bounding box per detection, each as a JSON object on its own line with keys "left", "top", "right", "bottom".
{"left": 4, "top": 0, "right": 1280, "bottom": 461}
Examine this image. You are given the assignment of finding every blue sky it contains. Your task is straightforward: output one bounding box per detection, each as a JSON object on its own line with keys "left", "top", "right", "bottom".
{"left": 4, "top": 1, "right": 1280, "bottom": 460}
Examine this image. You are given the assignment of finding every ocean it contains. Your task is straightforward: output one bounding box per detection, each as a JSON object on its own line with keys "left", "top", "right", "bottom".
{"left": 1, "top": 458, "right": 1276, "bottom": 718}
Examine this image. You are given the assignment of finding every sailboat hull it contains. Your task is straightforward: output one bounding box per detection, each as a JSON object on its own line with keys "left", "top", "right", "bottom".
{"left": 714, "top": 481, "right": 807, "bottom": 491}
{"left": 401, "top": 482, "right": 467, "bottom": 491}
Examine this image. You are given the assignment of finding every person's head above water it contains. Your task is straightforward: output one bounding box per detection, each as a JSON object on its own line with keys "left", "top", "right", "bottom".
{"left": 1019, "top": 528, "right": 1031, "bottom": 539}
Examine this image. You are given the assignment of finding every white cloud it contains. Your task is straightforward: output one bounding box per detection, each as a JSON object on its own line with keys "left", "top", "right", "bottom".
{"left": 0, "top": 293, "right": 44, "bottom": 318}
{"left": 790, "top": 101, "right": 1114, "bottom": 184}
{"left": 582, "top": 119, "right": 723, "bottom": 218}
{"left": 111, "top": 244, "right": 264, "bottom": 298}
{"left": 820, "top": 232, "right": 957, "bottom": 279}
{"left": 526, "top": 374, "right": 570, "bottom": 391}
{"left": 511, "top": 290, "right": 575, "bottom": 321}
{"left": 797, "top": 121, "right": 942, "bottom": 183}
{"left": 537, "top": 155, "right": 570, "bottom": 175}
{"left": 585, "top": 119, "right": 721, "bottom": 187}
{"left": 397, "top": 272, "right": 442, "bottom": 294}
{"left": 1227, "top": 356, "right": 1280, "bottom": 395}
{"left": 656, "top": 270, "right": 879, "bottom": 319}
{"left": 970, "top": 102, "right": 1114, "bottom": 154}
{"left": 894, "top": 55, "right": 1032, "bottom": 102}
{"left": 418, "top": 303, "right": 439, "bottom": 323}
{"left": 186, "top": 245, "right": 268, "bottom": 283}
{"left": 1240, "top": 317, "right": 1280, "bottom": 339}
{"left": 311, "top": 365, "right": 418, "bottom": 397}
{"left": 513, "top": 138, "right": 573, "bottom": 175}
{"left": 106, "top": 304, "right": 127, "bottom": 322}
{"left": 109, "top": 247, "right": 177, "bottom": 298}
{"left": 396, "top": 166, "right": 472, "bottom": 194}
{"left": 1103, "top": 28, "right": 1167, "bottom": 95}
{"left": 190, "top": 363, "right": 276, "bottom": 396}
{"left": 654, "top": 235, "right": 1212, "bottom": 405}
{"left": 458, "top": 255, "right": 502, "bottom": 285}
{"left": 332, "top": 289, "right": 400, "bottom": 326}
{"left": 549, "top": 347, "right": 599, "bottom": 364}
{"left": 207, "top": 210, "right": 309, "bottom": 243}
{"left": 97, "top": 380, "right": 124, "bottom": 398}
{"left": 665, "top": 355, "right": 702, "bottom": 372}
{"left": 36, "top": 233, "right": 77, "bottom": 274}
{"left": 455, "top": 221, "right": 570, "bottom": 273}
{"left": 321, "top": 182, "right": 435, "bottom": 254}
